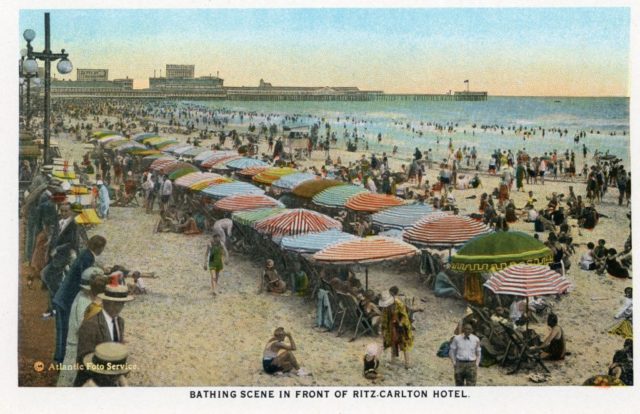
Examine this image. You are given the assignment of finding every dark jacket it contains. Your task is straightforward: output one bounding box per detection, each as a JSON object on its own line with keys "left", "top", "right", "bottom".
{"left": 52, "top": 248, "right": 95, "bottom": 313}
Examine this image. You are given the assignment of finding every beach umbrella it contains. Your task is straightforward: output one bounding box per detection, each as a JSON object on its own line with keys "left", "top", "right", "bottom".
{"left": 201, "top": 181, "right": 265, "bottom": 199}
{"left": 377, "top": 228, "right": 404, "bottom": 239}
{"left": 182, "top": 147, "right": 208, "bottom": 158}
{"left": 371, "top": 203, "right": 442, "bottom": 230}
{"left": 312, "top": 184, "right": 368, "bottom": 208}
{"left": 225, "top": 157, "right": 269, "bottom": 170}
{"left": 193, "top": 150, "right": 217, "bottom": 163}
{"left": 292, "top": 179, "right": 345, "bottom": 199}
{"left": 133, "top": 132, "right": 159, "bottom": 142}
{"left": 159, "top": 143, "right": 183, "bottom": 152}
{"left": 201, "top": 154, "right": 243, "bottom": 169}
{"left": 313, "top": 236, "right": 419, "bottom": 289}
{"left": 195, "top": 150, "right": 236, "bottom": 163}
{"left": 404, "top": 215, "right": 491, "bottom": 249}
{"left": 159, "top": 161, "right": 196, "bottom": 175}
{"left": 189, "top": 177, "right": 232, "bottom": 191}
{"left": 345, "top": 192, "right": 405, "bottom": 213}
{"left": 52, "top": 170, "right": 77, "bottom": 180}
{"left": 128, "top": 149, "right": 162, "bottom": 156}
{"left": 254, "top": 208, "right": 342, "bottom": 238}
{"left": 168, "top": 165, "right": 200, "bottom": 180}
{"left": 450, "top": 231, "right": 553, "bottom": 273}
{"left": 236, "top": 165, "right": 270, "bottom": 178}
{"left": 252, "top": 167, "right": 298, "bottom": 185}
{"left": 150, "top": 158, "right": 178, "bottom": 171}
{"left": 140, "top": 154, "right": 171, "bottom": 169}
{"left": 232, "top": 207, "right": 287, "bottom": 227}
{"left": 174, "top": 172, "right": 223, "bottom": 188}
{"left": 98, "top": 135, "right": 127, "bottom": 144}
{"left": 280, "top": 229, "right": 357, "bottom": 254}
{"left": 92, "top": 131, "right": 118, "bottom": 139}
{"left": 213, "top": 194, "right": 284, "bottom": 212}
{"left": 271, "top": 172, "right": 318, "bottom": 192}
{"left": 169, "top": 145, "right": 195, "bottom": 156}
{"left": 112, "top": 141, "right": 146, "bottom": 151}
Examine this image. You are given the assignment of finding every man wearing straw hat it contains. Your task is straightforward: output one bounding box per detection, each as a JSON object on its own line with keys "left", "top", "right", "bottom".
{"left": 74, "top": 284, "right": 133, "bottom": 387}
{"left": 80, "top": 342, "right": 131, "bottom": 387}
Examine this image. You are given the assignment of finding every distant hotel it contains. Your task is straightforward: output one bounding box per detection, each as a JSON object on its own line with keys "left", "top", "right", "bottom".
{"left": 50, "top": 64, "right": 487, "bottom": 101}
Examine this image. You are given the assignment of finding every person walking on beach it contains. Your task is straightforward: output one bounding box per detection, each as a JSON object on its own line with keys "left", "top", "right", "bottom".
{"left": 379, "top": 287, "right": 413, "bottom": 369}
{"left": 449, "top": 323, "right": 481, "bottom": 386}
{"left": 204, "top": 234, "right": 228, "bottom": 296}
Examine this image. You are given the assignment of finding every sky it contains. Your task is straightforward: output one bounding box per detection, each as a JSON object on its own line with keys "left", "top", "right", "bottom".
{"left": 18, "top": 8, "right": 630, "bottom": 96}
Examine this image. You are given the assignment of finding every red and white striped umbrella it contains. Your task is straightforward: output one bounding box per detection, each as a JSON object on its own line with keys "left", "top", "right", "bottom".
{"left": 484, "top": 264, "right": 573, "bottom": 298}
{"left": 345, "top": 192, "right": 405, "bottom": 213}
{"left": 313, "top": 236, "right": 419, "bottom": 264}
{"left": 403, "top": 214, "right": 492, "bottom": 248}
{"left": 213, "top": 194, "right": 284, "bottom": 212}
{"left": 174, "top": 172, "right": 223, "bottom": 188}
{"left": 254, "top": 208, "right": 341, "bottom": 238}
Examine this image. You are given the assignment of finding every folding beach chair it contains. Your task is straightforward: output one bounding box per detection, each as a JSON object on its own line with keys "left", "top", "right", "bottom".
{"left": 334, "top": 292, "right": 375, "bottom": 341}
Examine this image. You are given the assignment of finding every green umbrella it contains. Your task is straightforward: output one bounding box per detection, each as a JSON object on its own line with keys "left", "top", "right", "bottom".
{"left": 168, "top": 166, "right": 199, "bottom": 181}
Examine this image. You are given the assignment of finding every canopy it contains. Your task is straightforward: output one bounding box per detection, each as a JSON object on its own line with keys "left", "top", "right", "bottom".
{"left": 213, "top": 194, "right": 284, "bottom": 212}
{"left": 403, "top": 215, "right": 492, "bottom": 248}
{"left": 174, "top": 172, "right": 223, "bottom": 188}
{"left": 127, "top": 149, "right": 162, "bottom": 156}
{"left": 193, "top": 150, "right": 217, "bottom": 162}
{"left": 271, "top": 172, "right": 317, "bottom": 191}
{"left": 236, "top": 166, "right": 269, "bottom": 178}
{"left": 133, "top": 132, "right": 159, "bottom": 142}
{"left": 254, "top": 208, "right": 342, "bottom": 238}
{"left": 312, "top": 185, "right": 368, "bottom": 208}
{"left": 201, "top": 182, "right": 265, "bottom": 199}
{"left": 484, "top": 264, "right": 573, "bottom": 298}
{"left": 232, "top": 207, "right": 287, "bottom": 226}
{"left": 74, "top": 209, "right": 102, "bottom": 225}
{"left": 345, "top": 192, "right": 405, "bottom": 213}
{"left": 371, "top": 203, "right": 441, "bottom": 230}
{"left": 189, "top": 177, "right": 232, "bottom": 191}
{"left": 292, "top": 179, "right": 345, "bottom": 199}
{"left": 225, "top": 157, "right": 269, "bottom": 170}
{"left": 280, "top": 229, "right": 357, "bottom": 254}
{"left": 451, "top": 231, "right": 553, "bottom": 272}
{"left": 52, "top": 170, "right": 76, "bottom": 180}
{"left": 152, "top": 139, "right": 180, "bottom": 149}
{"left": 252, "top": 167, "right": 298, "bottom": 185}
{"left": 159, "top": 143, "right": 183, "bottom": 152}
{"left": 168, "top": 165, "right": 200, "bottom": 180}
{"left": 313, "top": 236, "right": 419, "bottom": 265}
{"left": 112, "top": 141, "right": 146, "bottom": 151}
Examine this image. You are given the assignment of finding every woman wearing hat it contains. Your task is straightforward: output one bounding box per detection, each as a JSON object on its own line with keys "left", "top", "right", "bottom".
{"left": 379, "top": 286, "right": 414, "bottom": 369}
{"left": 204, "top": 234, "right": 228, "bottom": 296}
{"left": 81, "top": 342, "right": 131, "bottom": 387}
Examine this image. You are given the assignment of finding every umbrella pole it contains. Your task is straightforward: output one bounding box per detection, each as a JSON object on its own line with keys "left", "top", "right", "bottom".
{"left": 366, "top": 267, "right": 369, "bottom": 291}
{"left": 526, "top": 296, "right": 530, "bottom": 332}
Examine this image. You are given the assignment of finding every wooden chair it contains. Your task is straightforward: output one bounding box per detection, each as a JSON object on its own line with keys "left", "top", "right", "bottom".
{"left": 335, "top": 292, "right": 375, "bottom": 341}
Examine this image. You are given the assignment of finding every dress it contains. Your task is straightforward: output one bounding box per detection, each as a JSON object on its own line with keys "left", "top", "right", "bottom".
{"left": 208, "top": 244, "right": 224, "bottom": 272}
{"left": 381, "top": 299, "right": 414, "bottom": 356}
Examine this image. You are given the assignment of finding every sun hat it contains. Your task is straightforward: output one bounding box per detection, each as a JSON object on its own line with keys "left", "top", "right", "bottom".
{"left": 378, "top": 291, "right": 394, "bottom": 308}
{"left": 83, "top": 342, "right": 130, "bottom": 375}
{"left": 80, "top": 267, "right": 105, "bottom": 291}
{"left": 98, "top": 284, "right": 134, "bottom": 302}
{"left": 365, "top": 343, "right": 381, "bottom": 361}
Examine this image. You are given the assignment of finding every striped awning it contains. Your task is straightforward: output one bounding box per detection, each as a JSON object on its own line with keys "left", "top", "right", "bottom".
{"left": 254, "top": 208, "right": 342, "bottom": 238}
{"left": 312, "top": 184, "right": 368, "bottom": 208}
{"left": 271, "top": 172, "right": 318, "bottom": 191}
{"left": 174, "top": 172, "right": 223, "bottom": 188}
{"left": 201, "top": 182, "right": 265, "bottom": 199}
{"left": 158, "top": 161, "right": 195, "bottom": 175}
{"left": 371, "top": 203, "right": 443, "bottom": 230}
{"left": 313, "top": 236, "right": 419, "bottom": 264}
{"left": 404, "top": 215, "right": 492, "bottom": 248}
{"left": 252, "top": 167, "right": 298, "bottom": 185}
{"left": 232, "top": 207, "right": 287, "bottom": 226}
{"left": 236, "top": 166, "right": 269, "bottom": 178}
{"left": 214, "top": 194, "right": 284, "bottom": 212}
{"left": 484, "top": 264, "right": 573, "bottom": 297}
{"left": 345, "top": 192, "right": 405, "bottom": 213}
{"left": 281, "top": 229, "right": 357, "bottom": 254}
{"left": 225, "top": 157, "right": 269, "bottom": 170}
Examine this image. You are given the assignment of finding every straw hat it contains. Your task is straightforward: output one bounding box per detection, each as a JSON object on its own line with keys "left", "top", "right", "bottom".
{"left": 98, "top": 284, "right": 134, "bottom": 302}
{"left": 79, "top": 267, "right": 104, "bottom": 291}
{"left": 378, "top": 292, "right": 394, "bottom": 308}
{"left": 83, "top": 342, "right": 130, "bottom": 375}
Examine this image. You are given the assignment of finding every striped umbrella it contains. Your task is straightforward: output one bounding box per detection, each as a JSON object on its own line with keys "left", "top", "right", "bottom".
{"left": 159, "top": 143, "right": 183, "bottom": 152}
{"left": 225, "top": 157, "right": 269, "bottom": 170}
{"left": 201, "top": 182, "right": 265, "bottom": 199}
{"left": 112, "top": 141, "right": 146, "bottom": 151}
{"left": 254, "top": 208, "right": 342, "bottom": 238}
{"left": 195, "top": 150, "right": 236, "bottom": 164}
{"left": 92, "top": 131, "right": 118, "bottom": 139}
{"left": 345, "top": 192, "right": 405, "bottom": 213}
{"left": 193, "top": 150, "right": 216, "bottom": 162}
{"left": 182, "top": 147, "right": 209, "bottom": 158}
{"left": 149, "top": 158, "right": 177, "bottom": 171}
{"left": 484, "top": 264, "right": 573, "bottom": 298}
{"left": 174, "top": 172, "right": 223, "bottom": 188}
{"left": 98, "top": 135, "right": 126, "bottom": 144}
{"left": 232, "top": 207, "right": 286, "bottom": 226}
{"left": 271, "top": 173, "right": 318, "bottom": 191}
{"left": 160, "top": 161, "right": 196, "bottom": 175}
{"left": 292, "top": 179, "right": 345, "bottom": 199}
{"left": 312, "top": 184, "right": 368, "bottom": 208}
{"left": 168, "top": 165, "right": 200, "bottom": 180}
{"left": 170, "top": 145, "right": 195, "bottom": 156}
{"left": 202, "top": 155, "right": 243, "bottom": 169}
{"left": 253, "top": 167, "right": 298, "bottom": 185}
{"left": 236, "top": 166, "right": 269, "bottom": 178}
{"left": 189, "top": 177, "right": 232, "bottom": 191}
{"left": 133, "top": 133, "right": 159, "bottom": 142}
{"left": 127, "top": 149, "right": 162, "bottom": 156}
{"left": 404, "top": 215, "right": 492, "bottom": 248}
{"left": 281, "top": 229, "right": 357, "bottom": 254}
{"left": 371, "top": 203, "right": 443, "bottom": 230}
{"left": 214, "top": 194, "right": 284, "bottom": 212}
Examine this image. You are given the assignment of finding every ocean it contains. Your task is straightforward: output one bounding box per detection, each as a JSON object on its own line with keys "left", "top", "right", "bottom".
{"left": 196, "top": 96, "right": 629, "bottom": 167}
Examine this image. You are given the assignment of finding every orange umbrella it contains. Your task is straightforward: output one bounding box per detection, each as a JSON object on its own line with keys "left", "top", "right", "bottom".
{"left": 345, "top": 192, "right": 405, "bottom": 213}
{"left": 214, "top": 194, "right": 284, "bottom": 212}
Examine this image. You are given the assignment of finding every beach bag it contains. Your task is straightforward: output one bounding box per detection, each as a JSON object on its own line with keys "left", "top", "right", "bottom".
{"left": 436, "top": 341, "right": 451, "bottom": 358}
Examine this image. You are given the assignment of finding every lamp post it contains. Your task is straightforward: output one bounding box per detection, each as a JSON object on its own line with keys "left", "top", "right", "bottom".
{"left": 19, "top": 49, "right": 41, "bottom": 129}
{"left": 22, "top": 12, "right": 73, "bottom": 164}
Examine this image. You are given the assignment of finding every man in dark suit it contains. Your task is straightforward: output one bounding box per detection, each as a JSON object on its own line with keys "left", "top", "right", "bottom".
{"left": 74, "top": 284, "right": 133, "bottom": 387}
{"left": 52, "top": 235, "right": 107, "bottom": 363}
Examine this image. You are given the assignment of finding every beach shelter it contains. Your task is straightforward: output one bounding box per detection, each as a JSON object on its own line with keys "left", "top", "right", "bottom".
{"left": 236, "top": 166, "right": 270, "bottom": 179}
{"left": 292, "top": 179, "right": 345, "bottom": 199}
{"left": 371, "top": 203, "right": 442, "bottom": 230}
{"left": 174, "top": 172, "right": 223, "bottom": 188}
{"left": 168, "top": 165, "right": 200, "bottom": 180}
{"left": 193, "top": 150, "right": 217, "bottom": 163}
{"left": 201, "top": 182, "right": 265, "bottom": 199}
{"left": 403, "top": 215, "right": 492, "bottom": 249}
{"left": 254, "top": 208, "right": 342, "bottom": 239}
{"left": 213, "top": 194, "right": 284, "bottom": 212}
{"left": 271, "top": 172, "right": 318, "bottom": 192}
{"left": 345, "top": 192, "right": 405, "bottom": 213}
{"left": 313, "top": 236, "right": 419, "bottom": 289}
{"left": 280, "top": 229, "right": 357, "bottom": 254}
{"left": 252, "top": 167, "right": 298, "bottom": 186}
{"left": 232, "top": 207, "right": 287, "bottom": 227}
{"left": 312, "top": 184, "right": 368, "bottom": 208}
{"left": 225, "top": 157, "right": 269, "bottom": 170}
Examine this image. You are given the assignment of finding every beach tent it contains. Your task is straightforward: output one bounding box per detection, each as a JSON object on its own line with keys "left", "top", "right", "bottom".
{"left": 201, "top": 182, "right": 265, "bottom": 199}
{"left": 225, "top": 157, "right": 269, "bottom": 170}
{"left": 254, "top": 208, "right": 342, "bottom": 239}
{"left": 292, "top": 179, "right": 345, "bottom": 199}
{"left": 280, "top": 229, "right": 357, "bottom": 254}
{"left": 371, "top": 203, "right": 443, "bottom": 230}
{"left": 403, "top": 215, "right": 492, "bottom": 249}
{"left": 271, "top": 173, "right": 317, "bottom": 192}
{"left": 345, "top": 192, "right": 405, "bottom": 213}
{"left": 312, "top": 184, "right": 368, "bottom": 208}
{"left": 232, "top": 207, "right": 287, "bottom": 227}
{"left": 253, "top": 167, "right": 298, "bottom": 186}
{"left": 213, "top": 194, "right": 284, "bottom": 212}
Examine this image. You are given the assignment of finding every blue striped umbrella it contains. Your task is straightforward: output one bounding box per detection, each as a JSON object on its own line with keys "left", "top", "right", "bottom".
{"left": 182, "top": 147, "right": 208, "bottom": 157}
{"left": 194, "top": 150, "right": 217, "bottom": 162}
{"left": 200, "top": 181, "right": 265, "bottom": 199}
{"left": 133, "top": 133, "right": 159, "bottom": 142}
{"left": 312, "top": 184, "right": 368, "bottom": 208}
{"left": 225, "top": 157, "right": 269, "bottom": 170}
{"left": 168, "top": 145, "right": 193, "bottom": 155}
{"left": 232, "top": 207, "right": 287, "bottom": 226}
{"left": 271, "top": 172, "right": 318, "bottom": 191}
{"left": 280, "top": 229, "right": 357, "bottom": 254}
{"left": 371, "top": 203, "right": 439, "bottom": 230}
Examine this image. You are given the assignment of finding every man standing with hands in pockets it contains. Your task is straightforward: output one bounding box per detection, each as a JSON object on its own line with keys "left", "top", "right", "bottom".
{"left": 449, "top": 323, "right": 481, "bottom": 386}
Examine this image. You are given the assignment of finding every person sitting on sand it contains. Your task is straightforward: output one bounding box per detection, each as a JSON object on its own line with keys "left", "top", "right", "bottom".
{"left": 605, "top": 249, "right": 631, "bottom": 279}
{"left": 531, "top": 313, "right": 565, "bottom": 361}
{"left": 505, "top": 200, "right": 518, "bottom": 223}
{"left": 259, "top": 259, "right": 286, "bottom": 294}
{"left": 579, "top": 204, "right": 599, "bottom": 230}
{"left": 363, "top": 343, "right": 383, "bottom": 381}
{"left": 131, "top": 271, "right": 147, "bottom": 295}
{"left": 534, "top": 209, "right": 555, "bottom": 233}
{"left": 579, "top": 242, "right": 597, "bottom": 271}
{"left": 262, "top": 327, "right": 308, "bottom": 376}
{"left": 608, "top": 339, "right": 633, "bottom": 385}
{"left": 288, "top": 261, "right": 308, "bottom": 296}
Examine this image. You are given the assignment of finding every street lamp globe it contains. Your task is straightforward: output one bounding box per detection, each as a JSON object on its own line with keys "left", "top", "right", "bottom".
{"left": 23, "top": 29, "right": 36, "bottom": 42}
{"left": 23, "top": 58, "right": 39, "bottom": 75}
{"left": 19, "top": 77, "right": 25, "bottom": 85}
{"left": 57, "top": 58, "right": 73, "bottom": 75}
{"left": 20, "top": 48, "right": 28, "bottom": 57}
{"left": 33, "top": 78, "right": 42, "bottom": 86}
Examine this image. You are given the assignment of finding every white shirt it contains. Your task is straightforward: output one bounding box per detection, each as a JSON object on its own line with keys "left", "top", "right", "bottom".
{"left": 449, "top": 333, "right": 481, "bottom": 365}
{"left": 579, "top": 250, "right": 594, "bottom": 270}
{"left": 101, "top": 309, "right": 121, "bottom": 342}
{"left": 161, "top": 179, "right": 173, "bottom": 196}
{"left": 59, "top": 216, "right": 73, "bottom": 234}
{"left": 615, "top": 297, "right": 632, "bottom": 320}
